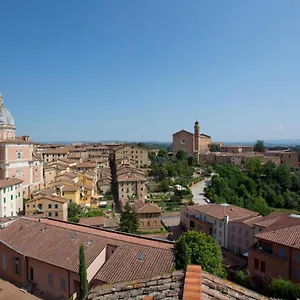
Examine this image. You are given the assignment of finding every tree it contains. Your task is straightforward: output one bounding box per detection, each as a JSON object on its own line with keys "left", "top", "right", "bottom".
{"left": 210, "top": 144, "right": 221, "bottom": 152}
{"left": 174, "top": 231, "right": 226, "bottom": 278}
{"left": 187, "top": 156, "right": 198, "bottom": 166}
{"left": 158, "top": 148, "right": 168, "bottom": 157}
{"left": 254, "top": 140, "right": 265, "bottom": 152}
{"left": 68, "top": 202, "right": 83, "bottom": 223}
{"left": 119, "top": 202, "right": 139, "bottom": 233}
{"left": 174, "top": 235, "right": 190, "bottom": 269}
{"left": 176, "top": 149, "right": 188, "bottom": 161}
{"left": 79, "top": 244, "right": 88, "bottom": 300}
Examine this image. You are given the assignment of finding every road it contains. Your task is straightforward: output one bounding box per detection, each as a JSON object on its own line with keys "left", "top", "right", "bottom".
{"left": 190, "top": 177, "right": 211, "bottom": 205}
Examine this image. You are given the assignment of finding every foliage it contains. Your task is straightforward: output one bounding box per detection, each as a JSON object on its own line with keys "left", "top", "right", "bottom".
{"left": 119, "top": 202, "right": 139, "bottom": 233}
{"left": 68, "top": 202, "right": 105, "bottom": 222}
{"left": 270, "top": 278, "right": 300, "bottom": 300}
{"left": 234, "top": 271, "right": 300, "bottom": 300}
{"left": 254, "top": 140, "right": 266, "bottom": 152}
{"left": 176, "top": 149, "right": 188, "bottom": 160}
{"left": 174, "top": 231, "right": 226, "bottom": 278}
{"left": 68, "top": 202, "right": 83, "bottom": 222}
{"left": 205, "top": 161, "right": 300, "bottom": 214}
{"left": 210, "top": 144, "right": 221, "bottom": 152}
{"left": 187, "top": 156, "right": 198, "bottom": 166}
{"left": 79, "top": 244, "right": 88, "bottom": 300}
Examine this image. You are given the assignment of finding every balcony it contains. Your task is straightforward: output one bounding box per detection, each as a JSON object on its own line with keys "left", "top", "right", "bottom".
{"left": 250, "top": 243, "right": 288, "bottom": 262}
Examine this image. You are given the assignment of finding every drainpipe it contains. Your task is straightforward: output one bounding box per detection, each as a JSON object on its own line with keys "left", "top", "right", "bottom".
{"left": 68, "top": 269, "right": 71, "bottom": 299}
{"left": 289, "top": 247, "right": 292, "bottom": 281}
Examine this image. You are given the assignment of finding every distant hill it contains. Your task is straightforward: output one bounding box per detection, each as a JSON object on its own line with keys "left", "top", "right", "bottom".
{"left": 225, "top": 140, "right": 300, "bottom": 147}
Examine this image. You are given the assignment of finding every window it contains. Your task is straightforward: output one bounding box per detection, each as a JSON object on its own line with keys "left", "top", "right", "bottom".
{"left": 232, "top": 235, "right": 235, "bottom": 241}
{"left": 27, "top": 204, "right": 29, "bottom": 208}
{"left": 219, "top": 231, "right": 222, "bottom": 237}
{"left": 48, "top": 273, "right": 53, "bottom": 286}
{"left": 48, "top": 212, "right": 52, "bottom": 217}
{"left": 254, "top": 258, "right": 259, "bottom": 270}
{"left": 232, "top": 226, "right": 235, "bottom": 233}
{"left": 121, "top": 188, "right": 123, "bottom": 192}
{"left": 17, "top": 152, "right": 22, "bottom": 159}
{"left": 10, "top": 195, "right": 13, "bottom": 200}
{"left": 60, "top": 277, "right": 66, "bottom": 290}
{"left": 219, "top": 222, "right": 222, "bottom": 228}
{"left": 238, "top": 228, "right": 242, "bottom": 235}
{"left": 278, "top": 247, "right": 285, "bottom": 259}
{"left": 3, "top": 198, "right": 5, "bottom": 204}
{"left": 260, "top": 261, "right": 266, "bottom": 273}
{"left": 141, "top": 187, "right": 143, "bottom": 191}
{"left": 2, "top": 252, "right": 6, "bottom": 270}
{"left": 296, "top": 252, "right": 300, "bottom": 263}
{"left": 18, "top": 192, "right": 20, "bottom": 197}
{"left": 48, "top": 204, "right": 52, "bottom": 209}
{"left": 3, "top": 188, "right": 5, "bottom": 193}
{"left": 245, "top": 230, "right": 249, "bottom": 236}
{"left": 55, "top": 204, "right": 58, "bottom": 209}
{"left": 55, "top": 212, "right": 58, "bottom": 217}
{"left": 13, "top": 257, "right": 20, "bottom": 275}
{"left": 238, "top": 237, "right": 242, "bottom": 244}
{"left": 213, "top": 228, "right": 216, "bottom": 234}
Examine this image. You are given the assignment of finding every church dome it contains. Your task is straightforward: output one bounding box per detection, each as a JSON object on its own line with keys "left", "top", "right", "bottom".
{"left": 0, "top": 94, "right": 15, "bottom": 127}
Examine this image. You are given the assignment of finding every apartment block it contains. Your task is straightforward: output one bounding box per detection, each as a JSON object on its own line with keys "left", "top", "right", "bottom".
{"left": 180, "top": 204, "right": 258, "bottom": 248}
{"left": 0, "top": 178, "right": 23, "bottom": 217}
{"left": 25, "top": 194, "right": 68, "bottom": 221}
{"left": 114, "top": 145, "right": 149, "bottom": 168}
{"left": 248, "top": 213, "right": 300, "bottom": 283}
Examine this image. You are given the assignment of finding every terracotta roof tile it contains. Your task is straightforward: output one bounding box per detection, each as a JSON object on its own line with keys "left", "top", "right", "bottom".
{"left": 183, "top": 265, "right": 202, "bottom": 300}
{"left": 118, "top": 173, "right": 146, "bottom": 182}
{"left": 27, "top": 195, "right": 68, "bottom": 204}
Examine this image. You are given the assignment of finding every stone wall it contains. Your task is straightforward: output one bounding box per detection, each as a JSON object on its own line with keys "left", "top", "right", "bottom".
{"left": 88, "top": 270, "right": 185, "bottom": 300}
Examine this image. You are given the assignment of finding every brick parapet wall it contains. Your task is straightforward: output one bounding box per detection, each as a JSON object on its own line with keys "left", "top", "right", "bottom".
{"left": 88, "top": 270, "right": 185, "bottom": 300}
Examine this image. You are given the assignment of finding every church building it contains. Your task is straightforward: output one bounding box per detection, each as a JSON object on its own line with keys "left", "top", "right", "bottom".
{"left": 173, "top": 121, "right": 221, "bottom": 161}
{"left": 0, "top": 93, "right": 44, "bottom": 197}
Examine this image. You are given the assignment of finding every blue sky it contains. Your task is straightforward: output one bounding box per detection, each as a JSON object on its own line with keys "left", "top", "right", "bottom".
{"left": 1, "top": 1, "right": 300, "bottom": 142}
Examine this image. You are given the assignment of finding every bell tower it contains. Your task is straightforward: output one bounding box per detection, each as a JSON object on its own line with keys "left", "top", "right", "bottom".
{"left": 193, "top": 120, "right": 201, "bottom": 154}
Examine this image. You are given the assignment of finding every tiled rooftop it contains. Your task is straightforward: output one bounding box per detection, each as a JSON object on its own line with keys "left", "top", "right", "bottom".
{"left": 190, "top": 204, "right": 258, "bottom": 221}
{"left": 0, "top": 218, "right": 174, "bottom": 283}
{"left": 0, "top": 178, "right": 23, "bottom": 188}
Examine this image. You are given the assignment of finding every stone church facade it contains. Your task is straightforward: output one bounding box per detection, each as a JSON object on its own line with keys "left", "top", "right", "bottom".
{"left": 173, "top": 121, "right": 221, "bottom": 161}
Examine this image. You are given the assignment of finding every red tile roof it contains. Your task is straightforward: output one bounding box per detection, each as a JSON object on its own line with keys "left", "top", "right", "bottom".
{"left": 190, "top": 204, "right": 258, "bottom": 221}
{"left": 0, "top": 178, "right": 23, "bottom": 189}
{"left": 79, "top": 216, "right": 105, "bottom": 226}
{"left": 133, "top": 203, "right": 161, "bottom": 214}
{"left": 0, "top": 217, "right": 174, "bottom": 283}
{"left": 254, "top": 214, "right": 300, "bottom": 249}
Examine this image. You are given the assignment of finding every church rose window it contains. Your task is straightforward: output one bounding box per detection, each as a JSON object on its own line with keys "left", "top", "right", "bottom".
{"left": 180, "top": 139, "right": 186, "bottom": 144}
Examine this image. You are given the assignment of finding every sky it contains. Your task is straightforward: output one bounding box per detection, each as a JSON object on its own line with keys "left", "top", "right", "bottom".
{"left": 0, "top": 0, "right": 300, "bottom": 143}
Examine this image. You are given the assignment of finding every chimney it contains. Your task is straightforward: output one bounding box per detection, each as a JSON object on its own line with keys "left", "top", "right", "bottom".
{"left": 224, "top": 215, "right": 229, "bottom": 223}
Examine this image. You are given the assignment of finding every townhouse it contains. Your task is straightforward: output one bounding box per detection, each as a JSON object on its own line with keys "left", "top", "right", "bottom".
{"left": 114, "top": 145, "right": 149, "bottom": 168}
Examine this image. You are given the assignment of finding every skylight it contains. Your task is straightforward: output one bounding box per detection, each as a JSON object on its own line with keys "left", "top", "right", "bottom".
{"left": 138, "top": 253, "right": 145, "bottom": 262}
{"left": 87, "top": 240, "right": 93, "bottom": 246}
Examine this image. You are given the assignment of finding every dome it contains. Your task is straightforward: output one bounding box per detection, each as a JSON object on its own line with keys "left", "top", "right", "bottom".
{"left": 0, "top": 94, "right": 15, "bottom": 127}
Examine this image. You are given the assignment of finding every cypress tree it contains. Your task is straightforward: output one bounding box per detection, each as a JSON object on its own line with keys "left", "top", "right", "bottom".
{"left": 119, "top": 202, "right": 139, "bottom": 233}
{"left": 79, "top": 244, "right": 88, "bottom": 300}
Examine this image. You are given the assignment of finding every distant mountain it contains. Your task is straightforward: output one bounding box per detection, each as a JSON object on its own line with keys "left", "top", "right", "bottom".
{"left": 225, "top": 140, "right": 300, "bottom": 147}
